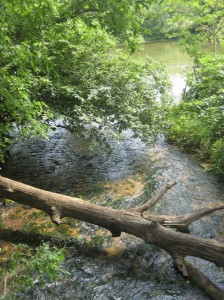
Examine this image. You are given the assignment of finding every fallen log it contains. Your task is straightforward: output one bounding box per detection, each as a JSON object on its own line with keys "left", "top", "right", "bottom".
{"left": 176, "top": 259, "right": 224, "bottom": 300}
{"left": 0, "top": 175, "right": 224, "bottom": 299}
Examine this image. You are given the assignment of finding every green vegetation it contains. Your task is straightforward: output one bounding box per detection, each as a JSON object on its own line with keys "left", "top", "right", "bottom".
{"left": 0, "top": 0, "right": 224, "bottom": 296}
{"left": 143, "top": 3, "right": 168, "bottom": 40}
{"left": 152, "top": 1, "right": 224, "bottom": 179}
{"left": 144, "top": 0, "right": 224, "bottom": 53}
{"left": 166, "top": 54, "right": 224, "bottom": 178}
{"left": 138, "top": 1, "right": 224, "bottom": 179}
{"left": 0, "top": 0, "right": 171, "bottom": 162}
{"left": 0, "top": 242, "right": 68, "bottom": 298}
{"left": 3, "top": 0, "right": 222, "bottom": 177}
{"left": 163, "top": 0, "right": 224, "bottom": 56}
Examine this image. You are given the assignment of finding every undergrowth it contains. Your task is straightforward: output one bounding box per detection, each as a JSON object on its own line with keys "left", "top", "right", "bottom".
{"left": 0, "top": 242, "right": 69, "bottom": 299}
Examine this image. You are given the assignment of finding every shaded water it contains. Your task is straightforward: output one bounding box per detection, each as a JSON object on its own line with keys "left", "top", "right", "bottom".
{"left": 1, "top": 126, "right": 224, "bottom": 299}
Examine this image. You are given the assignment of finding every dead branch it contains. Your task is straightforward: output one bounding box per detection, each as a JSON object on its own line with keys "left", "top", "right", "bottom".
{"left": 144, "top": 205, "right": 224, "bottom": 233}
{"left": 129, "top": 181, "right": 176, "bottom": 214}
{"left": 0, "top": 175, "right": 224, "bottom": 299}
{"left": 174, "top": 256, "right": 224, "bottom": 300}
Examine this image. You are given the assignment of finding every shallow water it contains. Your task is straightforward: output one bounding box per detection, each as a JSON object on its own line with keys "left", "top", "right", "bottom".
{"left": 1, "top": 127, "right": 224, "bottom": 299}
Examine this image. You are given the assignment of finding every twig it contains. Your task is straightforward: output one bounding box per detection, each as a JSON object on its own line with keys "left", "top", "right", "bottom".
{"left": 3, "top": 274, "right": 9, "bottom": 299}
{"left": 143, "top": 205, "right": 224, "bottom": 233}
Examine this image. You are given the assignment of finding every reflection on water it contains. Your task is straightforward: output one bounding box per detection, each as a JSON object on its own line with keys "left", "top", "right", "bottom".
{"left": 133, "top": 40, "right": 193, "bottom": 72}
{"left": 169, "top": 73, "right": 187, "bottom": 103}
{"left": 133, "top": 40, "right": 194, "bottom": 102}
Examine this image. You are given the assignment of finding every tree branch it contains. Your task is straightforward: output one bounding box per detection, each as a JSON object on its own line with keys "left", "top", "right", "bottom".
{"left": 0, "top": 176, "right": 224, "bottom": 299}
{"left": 174, "top": 256, "right": 224, "bottom": 300}
{"left": 129, "top": 181, "right": 176, "bottom": 214}
{"left": 144, "top": 204, "right": 224, "bottom": 233}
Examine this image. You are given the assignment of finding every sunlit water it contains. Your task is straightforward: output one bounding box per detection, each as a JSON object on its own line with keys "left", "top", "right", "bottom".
{"left": 133, "top": 41, "right": 194, "bottom": 102}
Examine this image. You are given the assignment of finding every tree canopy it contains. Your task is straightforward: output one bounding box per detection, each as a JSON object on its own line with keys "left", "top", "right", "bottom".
{"left": 162, "top": 0, "right": 224, "bottom": 56}
{"left": 0, "top": 0, "right": 171, "bottom": 162}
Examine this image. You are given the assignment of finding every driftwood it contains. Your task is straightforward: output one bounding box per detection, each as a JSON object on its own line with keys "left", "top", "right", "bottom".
{"left": 0, "top": 175, "right": 224, "bottom": 299}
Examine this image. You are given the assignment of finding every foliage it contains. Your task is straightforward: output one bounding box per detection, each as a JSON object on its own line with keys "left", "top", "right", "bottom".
{"left": 0, "top": 0, "right": 171, "bottom": 162}
{"left": 143, "top": 3, "right": 169, "bottom": 40}
{"left": 151, "top": 0, "right": 224, "bottom": 178}
{"left": 31, "top": 21, "right": 171, "bottom": 144}
{"left": 0, "top": 242, "right": 68, "bottom": 298}
{"left": 143, "top": 0, "right": 224, "bottom": 53}
{"left": 162, "top": 0, "right": 224, "bottom": 57}
{"left": 166, "top": 54, "right": 224, "bottom": 178}
{"left": 210, "top": 138, "right": 224, "bottom": 178}
{"left": 167, "top": 101, "right": 213, "bottom": 157}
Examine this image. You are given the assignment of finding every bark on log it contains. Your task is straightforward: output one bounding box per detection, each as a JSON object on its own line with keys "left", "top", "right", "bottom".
{"left": 176, "top": 259, "right": 224, "bottom": 300}
{"left": 0, "top": 175, "right": 224, "bottom": 299}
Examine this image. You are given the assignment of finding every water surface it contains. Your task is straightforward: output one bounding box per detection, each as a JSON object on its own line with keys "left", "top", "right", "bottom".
{"left": 133, "top": 41, "right": 194, "bottom": 101}
{"left": 1, "top": 129, "right": 224, "bottom": 300}
{"left": 133, "top": 40, "right": 193, "bottom": 73}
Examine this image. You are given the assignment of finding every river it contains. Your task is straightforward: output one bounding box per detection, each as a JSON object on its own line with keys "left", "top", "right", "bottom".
{"left": 133, "top": 40, "right": 194, "bottom": 102}
{"left": 1, "top": 41, "right": 224, "bottom": 299}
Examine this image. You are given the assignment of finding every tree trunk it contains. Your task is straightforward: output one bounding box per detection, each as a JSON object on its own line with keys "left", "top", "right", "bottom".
{"left": 0, "top": 175, "right": 224, "bottom": 299}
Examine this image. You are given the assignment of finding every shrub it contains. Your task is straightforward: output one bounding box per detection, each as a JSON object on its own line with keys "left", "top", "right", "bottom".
{"left": 166, "top": 54, "right": 224, "bottom": 179}
{"left": 0, "top": 242, "right": 69, "bottom": 298}
{"left": 210, "top": 139, "right": 224, "bottom": 179}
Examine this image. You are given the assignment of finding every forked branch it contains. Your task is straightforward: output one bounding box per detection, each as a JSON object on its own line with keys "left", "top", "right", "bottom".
{"left": 144, "top": 205, "right": 224, "bottom": 233}
{"left": 163, "top": 205, "right": 224, "bottom": 232}
{"left": 0, "top": 176, "right": 224, "bottom": 299}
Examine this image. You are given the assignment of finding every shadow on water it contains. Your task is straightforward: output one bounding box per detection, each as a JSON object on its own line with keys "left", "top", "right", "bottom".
{"left": 1, "top": 125, "right": 224, "bottom": 299}
{"left": 1, "top": 128, "right": 149, "bottom": 195}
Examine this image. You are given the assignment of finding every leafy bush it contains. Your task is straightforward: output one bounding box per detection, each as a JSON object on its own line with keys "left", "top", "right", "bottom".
{"left": 166, "top": 54, "right": 224, "bottom": 178}
{"left": 210, "top": 139, "right": 224, "bottom": 179}
{"left": 167, "top": 101, "right": 211, "bottom": 154}
{"left": 0, "top": 242, "right": 69, "bottom": 298}
{"left": 0, "top": 0, "right": 171, "bottom": 162}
